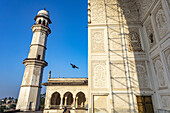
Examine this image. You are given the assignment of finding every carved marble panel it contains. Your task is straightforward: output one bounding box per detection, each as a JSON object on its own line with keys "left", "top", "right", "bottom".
{"left": 137, "top": 0, "right": 154, "bottom": 19}
{"left": 108, "top": 28, "right": 123, "bottom": 50}
{"left": 164, "top": 47, "right": 170, "bottom": 74}
{"left": 145, "top": 19, "right": 156, "bottom": 49}
{"left": 112, "top": 78, "right": 128, "bottom": 90}
{"left": 152, "top": 56, "right": 167, "bottom": 88}
{"left": 161, "top": 95, "right": 170, "bottom": 108}
{"left": 130, "top": 61, "right": 149, "bottom": 89}
{"left": 154, "top": 4, "right": 168, "bottom": 39}
{"left": 119, "top": 0, "right": 140, "bottom": 22}
{"left": 127, "top": 28, "right": 143, "bottom": 52}
{"left": 111, "top": 61, "right": 126, "bottom": 77}
{"left": 91, "top": 29, "right": 105, "bottom": 53}
{"left": 91, "top": 61, "right": 107, "bottom": 88}
{"left": 106, "top": 4, "right": 120, "bottom": 24}
{"left": 114, "top": 94, "right": 131, "bottom": 112}
{"left": 105, "top": 0, "right": 117, "bottom": 4}
{"left": 136, "top": 64, "right": 149, "bottom": 88}
{"left": 91, "top": 0, "right": 106, "bottom": 24}
{"left": 166, "top": 0, "right": 170, "bottom": 10}
{"left": 93, "top": 95, "right": 108, "bottom": 113}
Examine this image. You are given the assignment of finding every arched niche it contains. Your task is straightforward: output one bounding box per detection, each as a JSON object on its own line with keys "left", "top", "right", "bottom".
{"left": 50, "top": 92, "right": 61, "bottom": 105}
{"left": 76, "top": 92, "right": 86, "bottom": 108}
{"left": 63, "top": 92, "right": 73, "bottom": 106}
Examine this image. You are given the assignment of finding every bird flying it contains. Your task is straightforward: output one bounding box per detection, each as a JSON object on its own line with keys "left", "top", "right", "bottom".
{"left": 70, "top": 63, "right": 79, "bottom": 69}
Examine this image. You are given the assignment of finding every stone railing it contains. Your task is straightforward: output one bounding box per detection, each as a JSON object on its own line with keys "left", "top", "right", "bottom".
{"left": 157, "top": 109, "right": 170, "bottom": 113}
{"left": 49, "top": 105, "right": 86, "bottom": 109}
{"left": 50, "top": 105, "right": 60, "bottom": 109}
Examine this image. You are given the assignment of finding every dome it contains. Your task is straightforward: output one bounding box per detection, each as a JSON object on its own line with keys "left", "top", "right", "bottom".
{"left": 37, "top": 10, "right": 49, "bottom": 17}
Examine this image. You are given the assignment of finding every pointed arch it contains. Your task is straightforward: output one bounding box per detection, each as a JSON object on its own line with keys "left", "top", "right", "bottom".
{"left": 76, "top": 92, "right": 86, "bottom": 108}
{"left": 63, "top": 92, "right": 73, "bottom": 106}
{"left": 50, "top": 92, "right": 61, "bottom": 105}
{"left": 38, "top": 19, "right": 41, "bottom": 24}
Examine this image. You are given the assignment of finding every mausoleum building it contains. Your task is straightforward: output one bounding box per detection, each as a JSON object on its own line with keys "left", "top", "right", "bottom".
{"left": 16, "top": 0, "right": 170, "bottom": 113}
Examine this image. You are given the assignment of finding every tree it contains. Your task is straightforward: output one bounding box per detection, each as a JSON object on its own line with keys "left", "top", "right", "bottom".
{"left": 39, "top": 93, "right": 46, "bottom": 110}
{"left": 14, "top": 99, "right": 18, "bottom": 103}
{"left": 0, "top": 105, "right": 6, "bottom": 112}
{"left": 9, "top": 104, "right": 16, "bottom": 109}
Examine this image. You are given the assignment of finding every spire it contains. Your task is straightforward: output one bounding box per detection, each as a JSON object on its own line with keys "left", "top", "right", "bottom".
{"left": 48, "top": 70, "right": 51, "bottom": 79}
{"left": 44, "top": 6, "right": 46, "bottom": 10}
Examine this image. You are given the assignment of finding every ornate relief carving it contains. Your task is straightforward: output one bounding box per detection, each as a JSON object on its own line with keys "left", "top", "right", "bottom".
{"left": 91, "top": 0, "right": 106, "bottom": 23}
{"left": 108, "top": 28, "right": 122, "bottom": 50}
{"left": 166, "top": 0, "right": 170, "bottom": 10}
{"left": 111, "top": 61, "right": 125, "bottom": 77}
{"left": 145, "top": 20, "right": 156, "bottom": 49}
{"left": 106, "top": 4, "right": 119, "bottom": 24}
{"left": 92, "top": 61, "right": 106, "bottom": 88}
{"left": 91, "top": 29, "right": 105, "bottom": 53}
{"left": 130, "top": 61, "right": 149, "bottom": 89}
{"left": 119, "top": 0, "right": 140, "bottom": 22}
{"left": 94, "top": 96, "right": 108, "bottom": 113}
{"left": 114, "top": 94, "right": 130, "bottom": 112}
{"left": 161, "top": 95, "right": 170, "bottom": 108}
{"left": 136, "top": 65, "right": 149, "bottom": 88}
{"left": 153, "top": 56, "right": 167, "bottom": 88}
{"left": 127, "top": 31, "right": 143, "bottom": 52}
{"left": 137, "top": 0, "right": 154, "bottom": 18}
{"left": 155, "top": 6, "right": 168, "bottom": 38}
{"left": 164, "top": 47, "right": 170, "bottom": 74}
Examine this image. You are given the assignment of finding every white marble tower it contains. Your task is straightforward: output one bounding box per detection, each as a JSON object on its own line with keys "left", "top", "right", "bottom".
{"left": 16, "top": 9, "right": 51, "bottom": 111}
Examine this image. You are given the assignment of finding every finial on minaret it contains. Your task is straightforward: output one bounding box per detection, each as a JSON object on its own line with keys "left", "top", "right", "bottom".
{"left": 44, "top": 6, "right": 46, "bottom": 10}
{"left": 48, "top": 70, "right": 51, "bottom": 79}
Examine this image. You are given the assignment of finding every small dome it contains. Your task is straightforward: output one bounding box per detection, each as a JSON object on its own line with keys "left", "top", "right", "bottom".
{"left": 37, "top": 10, "right": 49, "bottom": 17}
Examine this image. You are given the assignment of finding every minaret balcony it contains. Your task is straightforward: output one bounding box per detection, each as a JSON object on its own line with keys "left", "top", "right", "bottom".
{"left": 31, "top": 24, "right": 51, "bottom": 34}
{"left": 23, "top": 58, "right": 48, "bottom": 67}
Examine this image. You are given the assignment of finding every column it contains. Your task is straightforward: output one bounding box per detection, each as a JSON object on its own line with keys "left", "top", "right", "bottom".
{"left": 64, "top": 96, "right": 67, "bottom": 106}
{"left": 60, "top": 96, "right": 63, "bottom": 109}
{"left": 75, "top": 97, "right": 78, "bottom": 108}
{"left": 72, "top": 95, "right": 76, "bottom": 109}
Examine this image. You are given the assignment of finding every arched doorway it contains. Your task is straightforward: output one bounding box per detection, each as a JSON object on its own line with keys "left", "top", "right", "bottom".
{"left": 76, "top": 92, "right": 86, "bottom": 108}
{"left": 50, "top": 92, "right": 61, "bottom": 108}
{"left": 63, "top": 92, "right": 73, "bottom": 107}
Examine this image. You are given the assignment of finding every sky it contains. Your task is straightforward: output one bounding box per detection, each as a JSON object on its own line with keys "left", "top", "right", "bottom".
{"left": 0, "top": 0, "right": 88, "bottom": 99}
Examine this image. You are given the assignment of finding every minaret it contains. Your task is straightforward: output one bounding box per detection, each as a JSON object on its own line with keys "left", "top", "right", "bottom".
{"left": 16, "top": 9, "right": 51, "bottom": 111}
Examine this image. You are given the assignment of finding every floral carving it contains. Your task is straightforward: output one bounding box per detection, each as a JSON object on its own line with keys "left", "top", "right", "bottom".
{"left": 161, "top": 96, "right": 170, "bottom": 108}
{"left": 92, "top": 61, "right": 106, "bottom": 88}
{"left": 119, "top": 0, "right": 140, "bottom": 22}
{"left": 137, "top": 0, "right": 154, "bottom": 19}
{"left": 127, "top": 31, "right": 143, "bottom": 52}
{"left": 91, "top": 29, "right": 105, "bottom": 53}
{"left": 155, "top": 8, "right": 168, "bottom": 38}
{"left": 136, "top": 65, "right": 148, "bottom": 88}
{"left": 154, "top": 58, "right": 167, "bottom": 88}
{"left": 164, "top": 47, "right": 170, "bottom": 74}
{"left": 91, "top": 0, "right": 106, "bottom": 23}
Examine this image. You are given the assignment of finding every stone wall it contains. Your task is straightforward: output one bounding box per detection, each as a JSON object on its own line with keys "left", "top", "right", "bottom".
{"left": 88, "top": 0, "right": 170, "bottom": 112}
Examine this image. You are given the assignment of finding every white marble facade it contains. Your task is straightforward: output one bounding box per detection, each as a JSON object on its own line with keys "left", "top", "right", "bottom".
{"left": 88, "top": 0, "right": 170, "bottom": 113}
{"left": 43, "top": 0, "right": 170, "bottom": 112}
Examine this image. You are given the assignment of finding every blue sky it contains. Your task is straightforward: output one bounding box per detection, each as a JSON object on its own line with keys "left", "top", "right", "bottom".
{"left": 0, "top": 0, "right": 88, "bottom": 98}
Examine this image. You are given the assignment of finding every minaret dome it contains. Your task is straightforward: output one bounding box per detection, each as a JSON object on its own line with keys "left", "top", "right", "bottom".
{"left": 34, "top": 9, "right": 52, "bottom": 27}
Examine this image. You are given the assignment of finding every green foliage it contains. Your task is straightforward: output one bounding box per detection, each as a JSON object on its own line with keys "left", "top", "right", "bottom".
{"left": 0, "top": 105, "right": 6, "bottom": 112}
{"left": 9, "top": 104, "right": 16, "bottom": 109}
{"left": 14, "top": 99, "right": 18, "bottom": 103}
{"left": 39, "top": 93, "right": 46, "bottom": 110}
